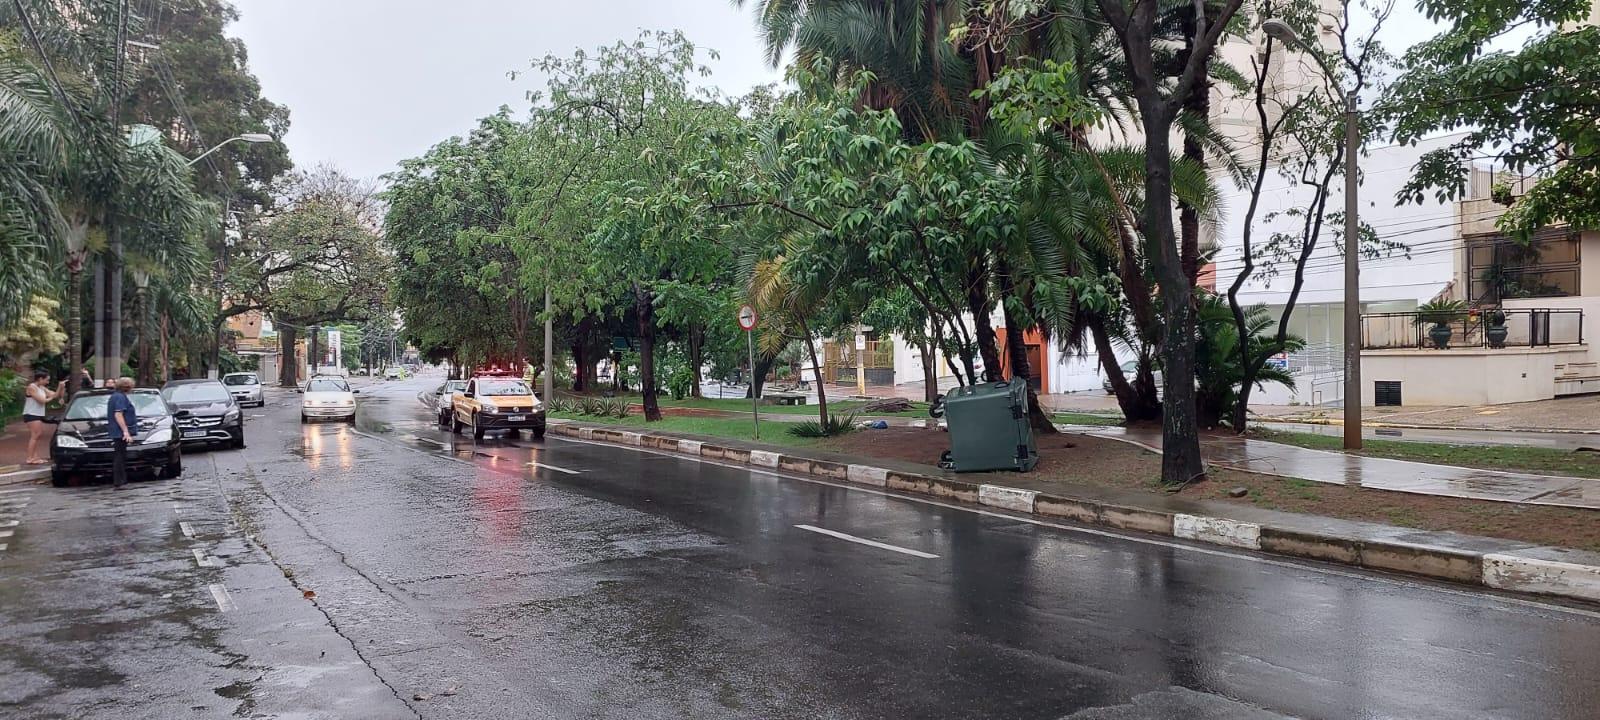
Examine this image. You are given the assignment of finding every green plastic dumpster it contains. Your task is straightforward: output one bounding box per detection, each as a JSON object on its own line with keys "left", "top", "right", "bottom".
{"left": 933, "top": 378, "right": 1039, "bottom": 473}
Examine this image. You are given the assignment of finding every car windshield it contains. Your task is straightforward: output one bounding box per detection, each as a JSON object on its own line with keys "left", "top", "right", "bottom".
{"left": 444, "top": 381, "right": 467, "bottom": 393}
{"left": 477, "top": 379, "right": 529, "bottom": 396}
{"left": 65, "top": 392, "right": 168, "bottom": 421}
{"left": 307, "top": 379, "right": 350, "bottom": 393}
{"left": 223, "top": 374, "right": 258, "bottom": 386}
{"left": 163, "top": 382, "right": 232, "bottom": 404}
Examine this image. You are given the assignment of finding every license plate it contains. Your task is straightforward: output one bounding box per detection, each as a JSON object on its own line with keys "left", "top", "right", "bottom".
{"left": 182, "top": 429, "right": 207, "bottom": 438}
{"left": 507, "top": 415, "right": 525, "bottom": 422}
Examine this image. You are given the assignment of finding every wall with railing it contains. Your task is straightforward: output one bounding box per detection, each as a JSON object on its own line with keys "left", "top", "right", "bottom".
{"left": 1360, "top": 308, "right": 1584, "bottom": 350}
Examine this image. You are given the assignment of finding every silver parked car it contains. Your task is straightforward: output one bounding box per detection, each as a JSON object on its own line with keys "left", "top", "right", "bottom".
{"left": 222, "top": 372, "right": 264, "bottom": 407}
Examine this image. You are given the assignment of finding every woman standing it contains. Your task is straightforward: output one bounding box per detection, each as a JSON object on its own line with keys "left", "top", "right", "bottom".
{"left": 23, "top": 371, "right": 64, "bottom": 465}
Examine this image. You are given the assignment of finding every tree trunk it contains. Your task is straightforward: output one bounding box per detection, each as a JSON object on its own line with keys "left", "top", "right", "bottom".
{"left": 1178, "top": 8, "right": 1211, "bottom": 287}
{"left": 1143, "top": 118, "right": 1206, "bottom": 486}
{"left": 800, "top": 320, "right": 829, "bottom": 424}
{"left": 278, "top": 324, "right": 300, "bottom": 387}
{"left": 635, "top": 283, "right": 661, "bottom": 421}
{"left": 747, "top": 352, "right": 774, "bottom": 399}
{"left": 688, "top": 326, "right": 704, "bottom": 398}
{"left": 570, "top": 343, "right": 587, "bottom": 392}
{"left": 159, "top": 314, "right": 169, "bottom": 383}
{"left": 965, "top": 262, "right": 1003, "bottom": 382}
{"left": 611, "top": 351, "right": 624, "bottom": 391}
{"left": 917, "top": 337, "right": 939, "bottom": 402}
{"left": 996, "top": 259, "right": 1056, "bottom": 433}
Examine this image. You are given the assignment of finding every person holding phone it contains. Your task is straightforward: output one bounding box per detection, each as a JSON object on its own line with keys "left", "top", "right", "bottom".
{"left": 107, "top": 377, "right": 138, "bottom": 489}
{"left": 23, "top": 371, "right": 64, "bottom": 464}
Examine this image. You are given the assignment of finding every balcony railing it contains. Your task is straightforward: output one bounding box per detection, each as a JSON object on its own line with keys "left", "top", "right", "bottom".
{"left": 1360, "top": 308, "right": 1585, "bottom": 350}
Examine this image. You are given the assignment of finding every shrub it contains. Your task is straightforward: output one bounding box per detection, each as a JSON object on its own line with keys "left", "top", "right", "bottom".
{"left": 787, "top": 413, "right": 857, "bottom": 438}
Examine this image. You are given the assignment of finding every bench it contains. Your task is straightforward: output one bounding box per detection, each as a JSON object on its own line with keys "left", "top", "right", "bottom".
{"left": 768, "top": 393, "right": 807, "bottom": 406}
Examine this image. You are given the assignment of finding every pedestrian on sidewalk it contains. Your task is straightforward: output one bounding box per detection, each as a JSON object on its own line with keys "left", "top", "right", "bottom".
{"left": 107, "top": 377, "right": 137, "bottom": 489}
{"left": 23, "top": 371, "right": 65, "bottom": 465}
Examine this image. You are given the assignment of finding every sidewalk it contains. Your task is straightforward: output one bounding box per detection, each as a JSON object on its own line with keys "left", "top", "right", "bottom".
{"left": 1070, "top": 424, "right": 1600, "bottom": 510}
{"left": 1260, "top": 394, "right": 1600, "bottom": 434}
{"left": 0, "top": 418, "right": 48, "bottom": 484}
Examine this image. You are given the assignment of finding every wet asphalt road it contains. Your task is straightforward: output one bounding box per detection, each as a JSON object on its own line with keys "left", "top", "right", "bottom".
{"left": 6, "top": 374, "right": 1600, "bottom": 718}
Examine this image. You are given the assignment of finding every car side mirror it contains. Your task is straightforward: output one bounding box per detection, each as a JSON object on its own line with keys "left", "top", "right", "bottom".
{"left": 175, "top": 410, "right": 192, "bottom": 419}
{"left": 352, "top": 389, "right": 360, "bottom": 394}
{"left": 463, "top": 392, "right": 474, "bottom": 398}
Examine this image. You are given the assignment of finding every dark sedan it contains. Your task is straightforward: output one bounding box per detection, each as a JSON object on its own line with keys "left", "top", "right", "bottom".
{"left": 161, "top": 379, "right": 246, "bottom": 449}
{"left": 51, "top": 389, "right": 184, "bottom": 487}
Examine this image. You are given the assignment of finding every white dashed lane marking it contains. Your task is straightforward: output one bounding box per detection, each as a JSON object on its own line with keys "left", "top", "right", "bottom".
{"left": 208, "top": 583, "right": 236, "bottom": 612}
{"left": 179, "top": 522, "right": 196, "bottom": 539}
{"left": 794, "top": 524, "right": 940, "bottom": 559}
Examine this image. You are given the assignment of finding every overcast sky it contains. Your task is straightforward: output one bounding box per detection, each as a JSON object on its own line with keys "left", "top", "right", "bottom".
{"left": 230, "top": 1, "right": 785, "bottom": 181}
{"left": 230, "top": 1, "right": 1454, "bottom": 183}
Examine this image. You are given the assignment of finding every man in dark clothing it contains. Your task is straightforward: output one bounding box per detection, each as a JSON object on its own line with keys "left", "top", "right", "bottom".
{"left": 107, "top": 377, "right": 138, "bottom": 489}
{"left": 77, "top": 368, "right": 94, "bottom": 392}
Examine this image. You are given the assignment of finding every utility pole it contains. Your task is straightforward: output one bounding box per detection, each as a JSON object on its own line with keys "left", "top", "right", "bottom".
{"left": 1342, "top": 89, "right": 1363, "bottom": 451}
{"left": 1261, "top": 19, "right": 1363, "bottom": 451}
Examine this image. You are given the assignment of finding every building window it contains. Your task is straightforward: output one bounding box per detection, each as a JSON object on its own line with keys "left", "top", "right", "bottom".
{"left": 1467, "top": 230, "right": 1581, "bottom": 303}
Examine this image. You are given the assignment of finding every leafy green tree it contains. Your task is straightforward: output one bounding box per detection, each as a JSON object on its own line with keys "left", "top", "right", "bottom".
{"left": 1385, "top": 0, "right": 1600, "bottom": 235}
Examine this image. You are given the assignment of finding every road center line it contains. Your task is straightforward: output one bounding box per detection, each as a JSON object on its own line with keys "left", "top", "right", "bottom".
{"left": 191, "top": 549, "right": 213, "bottom": 567}
{"left": 794, "top": 524, "right": 939, "bottom": 559}
{"left": 208, "top": 583, "right": 236, "bottom": 612}
{"left": 528, "top": 462, "right": 582, "bottom": 475}
{"left": 179, "top": 521, "right": 196, "bottom": 539}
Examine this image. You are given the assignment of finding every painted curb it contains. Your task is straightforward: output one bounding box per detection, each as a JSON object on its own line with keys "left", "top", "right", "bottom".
{"left": 1174, "top": 514, "right": 1262, "bottom": 550}
{"left": 978, "top": 485, "right": 1038, "bottom": 513}
{"left": 1483, "top": 553, "right": 1600, "bottom": 602}
{"left": 554, "top": 421, "right": 1600, "bottom": 605}
{"left": 0, "top": 468, "right": 47, "bottom": 486}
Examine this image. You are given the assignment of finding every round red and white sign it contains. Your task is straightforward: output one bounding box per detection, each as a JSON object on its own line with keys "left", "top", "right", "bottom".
{"left": 737, "top": 304, "right": 758, "bottom": 331}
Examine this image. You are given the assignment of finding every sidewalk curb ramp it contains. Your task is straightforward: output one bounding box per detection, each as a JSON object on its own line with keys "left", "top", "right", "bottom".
{"left": 551, "top": 420, "right": 1600, "bottom": 606}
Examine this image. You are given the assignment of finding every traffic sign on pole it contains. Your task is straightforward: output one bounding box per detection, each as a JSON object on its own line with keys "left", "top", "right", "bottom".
{"left": 738, "top": 304, "right": 760, "bottom": 438}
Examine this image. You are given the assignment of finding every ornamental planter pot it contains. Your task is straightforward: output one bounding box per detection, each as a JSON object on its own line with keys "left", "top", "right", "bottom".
{"left": 1429, "top": 323, "right": 1453, "bottom": 349}
{"left": 1486, "top": 324, "right": 1509, "bottom": 348}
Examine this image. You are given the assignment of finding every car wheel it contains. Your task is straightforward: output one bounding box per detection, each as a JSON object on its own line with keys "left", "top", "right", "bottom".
{"left": 232, "top": 428, "right": 246, "bottom": 449}
{"left": 50, "top": 469, "right": 69, "bottom": 488}
{"left": 451, "top": 414, "right": 463, "bottom": 435}
{"left": 300, "top": 412, "right": 308, "bottom": 424}
{"left": 472, "top": 414, "right": 484, "bottom": 441}
{"left": 160, "top": 458, "right": 183, "bottom": 479}
{"left": 532, "top": 425, "right": 545, "bottom": 439}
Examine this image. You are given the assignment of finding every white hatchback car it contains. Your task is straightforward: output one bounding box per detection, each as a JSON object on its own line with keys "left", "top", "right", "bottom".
{"left": 222, "top": 372, "right": 264, "bottom": 407}
{"left": 300, "top": 376, "right": 358, "bottom": 423}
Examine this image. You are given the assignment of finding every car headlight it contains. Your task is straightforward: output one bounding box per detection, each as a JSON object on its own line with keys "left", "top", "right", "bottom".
{"left": 338, "top": 397, "right": 355, "bottom": 406}
{"left": 144, "top": 428, "right": 173, "bottom": 444}
{"left": 56, "top": 435, "right": 87, "bottom": 449}
{"left": 531, "top": 399, "right": 543, "bottom": 412}
{"left": 481, "top": 402, "right": 498, "bottom": 413}
{"left": 224, "top": 408, "right": 242, "bottom": 421}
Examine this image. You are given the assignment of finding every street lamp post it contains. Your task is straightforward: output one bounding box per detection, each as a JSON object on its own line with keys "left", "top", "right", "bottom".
{"left": 192, "top": 133, "right": 274, "bottom": 379}
{"left": 131, "top": 268, "right": 150, "bottom": 386}
{"left": 1262, "top": 19, "right": 1363, "bottom": 451}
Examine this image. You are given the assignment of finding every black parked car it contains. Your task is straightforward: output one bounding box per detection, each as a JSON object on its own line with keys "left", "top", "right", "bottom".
{"left": 51, "top": 388, "right": 183, "bottom": 487}
{"left": 161, "top": 378, "right": 246, "bottom": 449}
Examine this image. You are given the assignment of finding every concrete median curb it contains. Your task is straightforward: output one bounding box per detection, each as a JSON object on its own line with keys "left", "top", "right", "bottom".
{"left": 548, "top": 420, "right": 1600, "bottom": 605}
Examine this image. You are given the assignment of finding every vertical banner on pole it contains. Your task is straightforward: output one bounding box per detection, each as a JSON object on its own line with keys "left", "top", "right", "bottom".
{"left": 738, "top": 305, "right": 760, "bottom": 439}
